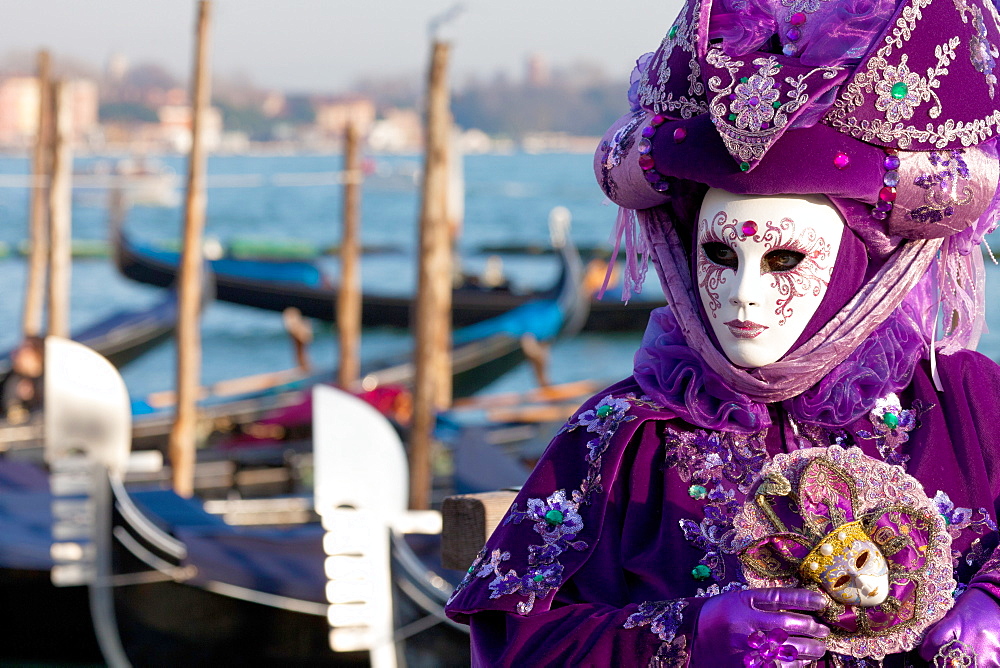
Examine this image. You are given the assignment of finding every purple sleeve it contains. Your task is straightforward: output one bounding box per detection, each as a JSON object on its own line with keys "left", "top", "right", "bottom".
{"left": 937, "top": 351, "right": 1000, "bottom": 599}
{"left": 970, "top": 544, "right": 1000, "bottom": 601}
{"left": 468, "top": 598, "right": 707, "bottom": 667}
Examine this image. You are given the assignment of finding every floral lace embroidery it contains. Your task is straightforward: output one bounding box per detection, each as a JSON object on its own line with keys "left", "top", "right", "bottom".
{"left": 665, "top": 428, "right": 768, "bottom": 581}
{"left": 650, "top": 636, "right": 688, "bottom": 668}
{"left": 956, "top": 0, "right": 1000, "bottom": 97}
{"left": 933, "top": 489, "right": 999, "bottom": 575}
{"left": 663, "top": 428, "right": 768, "bottom": 493}
{"left": 624, "top": 600, "right": 690, "bottom": 668}
{"left": 826, "top": 0, "right": 997, "bottom": 148}
{"left": 855, "top": 392, "right": 931, "bottom": 467}
{"left": 978, "top": 541, "right": 1000, "bottom": 574}
{"left": 447, "top": 395, "right": 640, "bottom": 613}
{"left": 695, "top": 581, "right": 748, "bottom": 598}
{"left": 705, "top": 49, "right": 840, "bottom": 164}
{"left": 638, "top": 0, "right": 708, "bottom": 117}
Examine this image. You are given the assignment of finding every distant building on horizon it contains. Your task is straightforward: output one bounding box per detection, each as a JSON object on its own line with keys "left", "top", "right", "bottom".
{"left": 0, "top": 76, "right": 99, "bottom": 148}
{"left": 314, "top": 96, "right": 376, "bottom": 140}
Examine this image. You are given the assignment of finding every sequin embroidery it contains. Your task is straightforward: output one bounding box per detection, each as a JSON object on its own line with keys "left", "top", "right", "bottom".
{"left": 955, "top": 0, "right": 1000, "bottom": 97}
{"left": 909, "top": 149, "right": 975, "bottom": 227}
{"left": 624, "top": 599, "right": 690, "bottom": 667}
{"left": 705, "top": 49, "right": 840, "bottom": 164}
{"left": 447, "top": 395, "right": 640, "bottom": 613}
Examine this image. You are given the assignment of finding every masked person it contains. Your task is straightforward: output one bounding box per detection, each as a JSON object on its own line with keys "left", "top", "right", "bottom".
{"left": 445, "top": 0, "right": 1000, "bottom": 664}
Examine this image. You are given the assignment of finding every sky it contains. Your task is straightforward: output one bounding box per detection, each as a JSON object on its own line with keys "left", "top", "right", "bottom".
{"left": 0, "top": 1, "right": 685, "bottom": 93}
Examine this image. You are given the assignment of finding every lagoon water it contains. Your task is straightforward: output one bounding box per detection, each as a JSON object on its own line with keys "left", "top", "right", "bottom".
{"left": 0, "top": 151, "right": 997, "bottom": 402}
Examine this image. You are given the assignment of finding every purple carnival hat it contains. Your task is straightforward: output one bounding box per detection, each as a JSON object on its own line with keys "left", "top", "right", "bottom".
{"left": 596, "top": 0, "right": 1000, "bottom": 407}
{"left": 734, "top": 445, "right": 955, "bottom": 659}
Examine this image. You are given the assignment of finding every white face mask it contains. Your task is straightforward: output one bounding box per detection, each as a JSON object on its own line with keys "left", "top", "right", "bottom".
{"left": 819, "top": 539, "right": 891, "bottom": 608}
{"left": 696, "top": 188, "right": 844, "bottom": 368}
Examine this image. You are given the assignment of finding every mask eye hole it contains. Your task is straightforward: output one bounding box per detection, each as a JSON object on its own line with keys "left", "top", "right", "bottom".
{"left": 702, "top": 242, "right": 738, "bottom": 269}
{"left": 856, "top": 550, "right": 869, "bottom": 569}
{"left": 763, "top": 249, "right": 805, "bottom": 272}
{"left": 833, "top": 574, "right": 851, "bottom": 589}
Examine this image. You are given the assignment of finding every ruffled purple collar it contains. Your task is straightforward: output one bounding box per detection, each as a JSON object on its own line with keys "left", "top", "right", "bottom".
{"left": 633, "top": 307, "right": 925, "bottom": 432}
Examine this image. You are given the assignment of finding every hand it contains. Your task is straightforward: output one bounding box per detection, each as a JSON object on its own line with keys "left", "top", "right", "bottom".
{"left": 919, "top": 587, "right": 1000, "bottom": 665}
{"left": 690, "top": 588, "right": 830, "bottom": 668}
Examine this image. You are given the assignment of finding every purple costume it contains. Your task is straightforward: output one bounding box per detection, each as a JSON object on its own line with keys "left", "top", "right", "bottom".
{"left": 445, "top": 0, "right": 1000, "bottom": 663}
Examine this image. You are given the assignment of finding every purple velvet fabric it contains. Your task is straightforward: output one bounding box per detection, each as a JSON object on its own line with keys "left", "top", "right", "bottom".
{"left": 444, "top": 351, "right": 1000, "bottom": 666}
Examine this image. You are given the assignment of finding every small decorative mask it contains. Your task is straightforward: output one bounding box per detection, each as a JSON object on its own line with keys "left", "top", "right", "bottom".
{"left": 696, "top": 188, "right": 843, "bottom": 368}
{"left": 735, "top": 446, "right": 955, "bottom": 659}
{"left": 799, "top": 521, "right": 890, "bottom": 608}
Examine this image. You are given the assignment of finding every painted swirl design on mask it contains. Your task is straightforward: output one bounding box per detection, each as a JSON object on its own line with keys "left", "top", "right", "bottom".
{"left": 756, "top": 218, "right": 833, "bottom": 325}
{"left": 697, "top": 213, "right": 833, "bottom": 324}
{"left": 697, "top": 210, "right": 739, "bottom": 317}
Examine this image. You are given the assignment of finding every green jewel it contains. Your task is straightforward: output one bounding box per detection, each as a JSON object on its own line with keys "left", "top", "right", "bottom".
{"left": 882, "top": 412, "right": 899, "bottom": 429}
{"left": 688, "top": 484, "right": 708, "bottom": 500}
{"left": 728, "top": 113, "right": 737, "bottom": 121}
{"left": 669, "top": 25, "right": 678, "bottom": 39}
{"left": 890, "top": 82, "right": 909, "bottom": 100}
{"left": 740, "top": 162, "right": 751, "bottom": 172}
{"left": 533, "top": 573, "right": 545, "bottom": 582}
{"left": 468, "top": 565, "right": 475, "bottom": 574}
{"left": 691, "top": 564, "right": 712, "bottom": 581}
{"left": 544, "top": 510, "right": 565, "bottom": 526}
{"left": 596, "top": 404, "right": 612, "bottom": 418}
{"left": 740, "top": 76, "right": 749, "bottom": 83}
{"left": 772, "top": 101, "right": 782, "bottom": 109}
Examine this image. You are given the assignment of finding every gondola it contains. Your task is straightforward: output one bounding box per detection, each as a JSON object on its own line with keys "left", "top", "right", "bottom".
{"left": 43, "top": 340, "right": 470, "bottom": 666}
{"left": 0, "top": 221, "right": 587, "bottom": 460}
{"left": 112, "top": 218, "right": 655, "bottom": 332}
{"left": 0, "top": 288, "right": 179, "bottom": 387}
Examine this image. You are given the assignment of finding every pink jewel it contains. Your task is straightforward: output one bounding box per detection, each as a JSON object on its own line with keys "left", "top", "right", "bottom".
{"left": 833, "top": 152, "right": 850, "bottom": 170}
{"left": 638, "top": 154, "right": 655, "bottom": 170}
{"left": 673, "top": 128, "right": 687, "bottom": 143}
{"left": 790, "top": 12, "right": 806, "bottom": 25}
{"left": 879, "top": 186, "right": 897, "bottom": 202}
{"left": 741, "top": 220, "right": 758, "bottom": 236}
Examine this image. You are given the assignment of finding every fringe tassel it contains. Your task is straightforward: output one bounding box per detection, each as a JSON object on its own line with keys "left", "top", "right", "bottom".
{"left": 598, "top": 207, "right": 650, "bottom": 304}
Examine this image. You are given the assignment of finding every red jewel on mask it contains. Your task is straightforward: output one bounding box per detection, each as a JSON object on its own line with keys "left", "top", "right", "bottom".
{"left": 741, "top": 220, "right": 758, "bottom": 236}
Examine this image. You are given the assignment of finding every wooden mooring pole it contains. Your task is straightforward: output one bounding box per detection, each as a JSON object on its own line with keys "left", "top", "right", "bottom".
{"left": 46, "top": 80, "right": 72, "bottom": 340}
{"left": 410, "top": 40, "right": 454, "bottom": 510}
{"left": 169, "top": 0, "right": 212, "bottom": 497}
{"left": 22, "top": 50, "right": 51, "bottom": 340}
{"left": 336, "top": 119, "right": 362, "bottom": 389}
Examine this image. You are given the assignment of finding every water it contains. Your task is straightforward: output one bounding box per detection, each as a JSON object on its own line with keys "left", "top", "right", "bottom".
{"left": 0, "top": 151, "right": 998, "bottom": 402}
{"left": 0, "top": 152, "right": 643, "bottom": 401}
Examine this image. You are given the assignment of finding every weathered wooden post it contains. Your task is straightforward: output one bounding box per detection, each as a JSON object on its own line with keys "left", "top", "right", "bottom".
{"left": 46, "top": 80, "right": 72, "bottom": 340}
{"left": 410, "top": 40, "right": 454, "bottom": 510}
{"left": 169, "top": 0, "right": 212, "bottom": 497}
{"left": 336, "top": 119, "right": 363, "bottom": 389}
{"left": 22, "top": 50, "right": 51, "bottom": 340}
